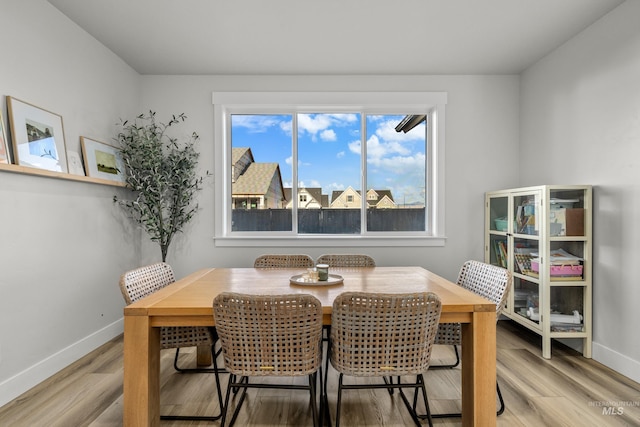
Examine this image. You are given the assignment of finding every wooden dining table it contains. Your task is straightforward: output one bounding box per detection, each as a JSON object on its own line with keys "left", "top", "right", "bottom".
{"left": 123, "top": 266, "right": 498, "bottom": 426}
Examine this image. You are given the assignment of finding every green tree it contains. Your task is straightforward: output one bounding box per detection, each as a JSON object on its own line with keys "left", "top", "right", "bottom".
{"left": 114, "top": 111, "right": 206, "bottom": 262}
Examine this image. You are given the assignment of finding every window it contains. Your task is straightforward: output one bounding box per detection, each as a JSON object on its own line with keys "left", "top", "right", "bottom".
{"left": 213, "top": 92, "right": 447, "bottom": 247}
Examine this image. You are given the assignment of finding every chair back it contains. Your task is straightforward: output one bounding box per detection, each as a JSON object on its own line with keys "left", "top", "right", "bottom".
{"left": 456, "top": 260, "right": 512, "bottom": 318}
{"left": 119, "top": 262, "right": 212, "bottom": 349}
{"left": 316, "top": 254, "right": 376, "bottom": 268}
{"left": 213, "top": 293, "right": 323, "bottom": 376}
{"left": 435, "top": 260, "right": 512, "bottom": 346}
{"left": 119, "top": 262, "right": 175, "bottom": 304}
{"left": 253, "top": 254, "right": 315, "bottom": 269}
{"left": 330, "top": 292, "right": 441, "bottom": 376}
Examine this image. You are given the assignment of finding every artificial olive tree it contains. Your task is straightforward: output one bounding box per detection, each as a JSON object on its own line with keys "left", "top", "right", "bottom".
{"left": 114, "top": 111, "right": 205, "bottom": 262}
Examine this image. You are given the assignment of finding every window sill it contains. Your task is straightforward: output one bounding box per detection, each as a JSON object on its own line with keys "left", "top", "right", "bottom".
{"left": 213, "top": 235, "right": 446, "bottom": 248}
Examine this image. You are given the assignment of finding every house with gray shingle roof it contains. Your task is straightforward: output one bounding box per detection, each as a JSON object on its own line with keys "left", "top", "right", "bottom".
{"left": 232, "top": 147, "right": 285, "bottom": 209}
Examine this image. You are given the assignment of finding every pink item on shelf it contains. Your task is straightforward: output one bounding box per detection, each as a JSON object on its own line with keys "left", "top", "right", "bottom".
{"left": 531, "top": 261, "right": 583, "bottom": 276}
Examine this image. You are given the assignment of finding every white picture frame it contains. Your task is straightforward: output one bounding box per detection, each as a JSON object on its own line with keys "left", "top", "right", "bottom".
{"left": 80, "top": 136, "right": 125, "bottom": 182}
{"left": 6, "top": 96, "right": 68, "bottom": 173}
{"left": 66, "top": 151, "right": 86, "bottom": 176}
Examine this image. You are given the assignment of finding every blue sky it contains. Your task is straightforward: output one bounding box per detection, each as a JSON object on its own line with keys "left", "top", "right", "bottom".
{"left": 231, "top": 113, "right": 426, "bottom": 205}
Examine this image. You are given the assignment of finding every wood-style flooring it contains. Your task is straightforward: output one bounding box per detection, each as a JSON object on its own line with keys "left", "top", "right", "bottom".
{"left": 1, "top": 320, "right": 639, "bottom": 426}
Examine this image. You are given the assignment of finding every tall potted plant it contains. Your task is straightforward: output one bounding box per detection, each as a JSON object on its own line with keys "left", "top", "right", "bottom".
{"left": 114, "top": 111, "right": 206, "bottom": 262}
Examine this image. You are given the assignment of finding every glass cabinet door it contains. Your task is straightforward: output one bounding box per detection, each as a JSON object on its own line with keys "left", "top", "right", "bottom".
{"left": 513, "top": 191, "right": 540, "bottom": 237}
{"left": 488, "top": 195, "right": 509, "bottom": 233}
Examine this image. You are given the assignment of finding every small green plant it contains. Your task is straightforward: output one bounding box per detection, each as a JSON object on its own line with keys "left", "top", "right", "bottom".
{"left": 114, "top": 111, "right": 206, "bottom": 262}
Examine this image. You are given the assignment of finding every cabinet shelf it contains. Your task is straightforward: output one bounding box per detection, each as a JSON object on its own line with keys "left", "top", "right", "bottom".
{"left": 510, "top": 312, "right": 542, "bottom": 331}
{"left": 486, "top": 185, "right": 592, "bottom": 359}
{"left": 513, "top": 272, "right": 539, "bottom": 283}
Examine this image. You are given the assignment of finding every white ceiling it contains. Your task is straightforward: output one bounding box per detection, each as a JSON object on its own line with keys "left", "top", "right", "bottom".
{"left": 48, "top": 0, "right": 624, "bottom": 75}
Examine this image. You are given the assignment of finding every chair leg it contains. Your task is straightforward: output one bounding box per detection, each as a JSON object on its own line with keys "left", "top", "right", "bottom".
{"left": 334, "top": 373, "right": 432, "bottom": 427}
{"left": 173, "top": 346, "right": 224, "bottom": 373}
{"left": 426, "top": 380, "right": 505, "bottom": 419}
{"left": 308, "top": 373, "right": 320, "bottom": 427}
{"left": 398, "top": 375, "right": 433, "bottom": 427}
{"left": 335, "top": 373, "right": 344, "bottom": 427}
{"left": 323, "top": 333, "right": 332, "bottom": 427}
{"left": 222, "top": 373, "right": 320, "bottom": 427}
{"left": 161, "top": 339, "right": 226, "bottom": 421}
{"left": 383, "top": 375, "right": 395, "bottom": 395}
{"left": 497, "top": 381, "right": 505, "bottom": 415}
{"left": 222, "top": 375, "right": 249, "bottom": 427}
{"left": 430, "top": 344, "right": 460, "bottom": 369}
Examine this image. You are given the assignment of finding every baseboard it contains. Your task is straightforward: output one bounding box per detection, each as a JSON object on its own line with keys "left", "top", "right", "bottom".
{"left": 0, "top": 318, "right": 124, "bottom": 408}
{"left": 592, "top": 341, "right": 640, "bottom": 384}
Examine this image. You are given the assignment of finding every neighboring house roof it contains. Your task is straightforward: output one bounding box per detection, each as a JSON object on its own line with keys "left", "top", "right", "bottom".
{"left": 331, "top": 189, "right": 353, "bottom": 204}
{"left": 375, "top": 194, "right": 396, "bottom": 208}
{"left": 371, "top": 190, "right": 394, "bottom": 203}
{"left": 283, "top": 187, "right": 326, "bottom": 207}
{"left": 233, "top": 162, "right": 281, "bottom": 195}
{"left": 232, "top": 147, "right": 254, "bottom": 165}
{"left": 331, "top": 189, "right": 395, "bottom": 205}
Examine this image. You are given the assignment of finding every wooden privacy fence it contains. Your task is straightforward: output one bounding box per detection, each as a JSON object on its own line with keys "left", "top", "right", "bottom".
{"left": 232, "top": 208, "right": 426, "bottom": 232}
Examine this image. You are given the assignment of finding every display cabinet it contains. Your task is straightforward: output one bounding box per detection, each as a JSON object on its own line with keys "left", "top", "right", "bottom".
{"left": 485, "top": 185, "right": 592, "bottom": 359}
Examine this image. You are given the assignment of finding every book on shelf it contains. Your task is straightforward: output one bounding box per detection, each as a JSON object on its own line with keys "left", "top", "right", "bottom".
{"left": 493, "top": 240, "right": 508, "bottom": 268}
{"left": 514, "top": 248, "right": 534, "bottom": 274}
{"left": 530, "top": 248, "right": 583, "bottom": 265}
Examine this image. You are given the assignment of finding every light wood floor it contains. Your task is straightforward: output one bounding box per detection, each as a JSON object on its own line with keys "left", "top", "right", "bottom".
{"left": 1, "top": 321, "right": 639, "bottom": 426}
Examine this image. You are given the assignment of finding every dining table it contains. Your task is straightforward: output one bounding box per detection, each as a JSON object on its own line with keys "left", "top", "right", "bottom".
{"left": 123, "top": 266, "right": 498, "bottom": 426}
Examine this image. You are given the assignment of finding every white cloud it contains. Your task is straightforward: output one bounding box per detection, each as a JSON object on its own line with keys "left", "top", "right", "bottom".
{"left": 232, "top": 114, "right": 289, "bottom": 133}
{"left": 336, "top": 151, "right": 345, "bottom": 158}
{"left": 348, "top": 139, "right": 361, "bottom": 154}
{"left": 298, "top": 114, "right": 333, "bottom": 135}
{"left": 320, "top": 129, "right": 337, "bottom": 141}
{"left": 366, "top": 134, "right": 411, "bottom": 164}
{"left": 298, "top": 113, "right": 358, "bottom": 139}
{"left": 375, "top": 153, "right": 426, "bottom": 174}
{"left": 279, "top": 119, "right": 292, "bottom": 135}
{"left": 326, "top": 182, "right": 345, "bottom": 192}
{"left": 327, "top": 113, "right": 358, "bottom": 124}
{"left": 298, "top": 180, "right": 322, "bottom": 188}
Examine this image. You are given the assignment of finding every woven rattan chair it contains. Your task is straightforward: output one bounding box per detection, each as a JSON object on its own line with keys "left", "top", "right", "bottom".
{"left": 253, "top": 254, "right": 315, "bottom": 269}
{"left": 119, "top": 262, "right": 224, "bottom": 421}
{"left": 316, "top": 254, "right": 376, "bottom": 268}
{"left": 213, "top": 292, "right": 324, "bottom": 427}
{"left": 328, "top": 292, "right": 442, "bottom": 427}
{"left": 427, "top": 260, "right": 511, "bottom": 419}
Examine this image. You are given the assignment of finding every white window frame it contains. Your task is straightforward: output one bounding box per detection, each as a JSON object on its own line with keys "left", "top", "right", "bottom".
{"left": 213, "top": 91, "right": 447, "bottom": 247}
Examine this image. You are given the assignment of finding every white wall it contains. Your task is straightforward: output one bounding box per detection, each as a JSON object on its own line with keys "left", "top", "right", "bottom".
{"left": 520, "top": 1, "right": 640, "bottom": 381}
{"left": 139, "top": 75, "right": 520, "bottom": 280}
{"left": 0, "top": 1, "right": 141, "bottom": 406}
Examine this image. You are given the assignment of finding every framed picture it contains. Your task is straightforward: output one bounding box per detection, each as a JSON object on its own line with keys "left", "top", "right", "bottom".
{"left": 0, "top": 112, "right": 9, "bottom": 164}
{"left": 66, "top": 151, "right": 86, "bottom": 176}
{"left": 6, "top": 96, "right": 68, "bottom": 173}
{"left": 80, "top": 136, "right": 125, "bottom": 182}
